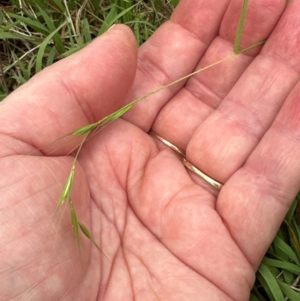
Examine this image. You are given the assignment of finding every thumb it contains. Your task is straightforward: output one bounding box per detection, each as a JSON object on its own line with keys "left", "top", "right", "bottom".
{"left": 0, "top": 25, "right": 137, "bottom": 156}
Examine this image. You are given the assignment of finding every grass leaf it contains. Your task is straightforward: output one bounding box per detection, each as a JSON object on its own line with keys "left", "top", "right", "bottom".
{"left": 285, "top": 221, "right": 300, "bottom": 260}
{"left": 286, "top": 196, "right": 299, "bottom": 224}
{"left": 98, "top": 4, "right": 137, "bottom": 35}
{"left": 234, "top": 0, "right": 248, "bottom": 54}
{"left": 83, "top": 18, "right": 92, "bottom": 43}
{"left": 262, "top": 258, "right": 300, "bottom": 275}
{"left": 98, "top": 4, "right": 118, "bottom": 35}
{"left": 36, "top": 4, "right": 66, "bottom": 53}
{"left": 249, "top": 294, "right": 262, "bottom": 301}
{"left": 257, "top": 263, "right": 285, "bottom": 301}
{"left": 7, "top": 12, "right": 49, "bottom": 34}
{"left": 50, "top": 0, "right": 65, "bottom": 13}
{"left": 46, "top": 46, "right": 57, "bottom": 66}
{"left": 277, "top": 280, "right": 300, "bottom": 301}
{"left": 36, "top": 21, "right": 66, "bottom": 73}
{"left": 0, "top": 32, "right": 33, "bottom": 40}
{"left": 273, "top": 236, "right": 300, "bottom": 266}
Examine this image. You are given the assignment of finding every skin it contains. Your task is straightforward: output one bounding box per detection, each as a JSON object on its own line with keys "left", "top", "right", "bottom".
{"left": 0, "top": 0, "right": 299, "bottom": 300}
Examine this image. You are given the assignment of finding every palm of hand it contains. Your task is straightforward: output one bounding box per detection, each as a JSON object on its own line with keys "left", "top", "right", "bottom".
{"left": 1, "top": 0, "right": 300, "bottom": 300}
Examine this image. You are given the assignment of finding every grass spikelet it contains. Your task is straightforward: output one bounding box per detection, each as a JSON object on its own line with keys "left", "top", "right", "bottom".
{"left": 55, "top": 164, "right": 75, "bottom": 213}
{"left": 70, "top": 199, "right": 80, "bottom": 250}
{"left": 78, "top": 222, "right": 109, "bottom": 261}
{"left": 70, "top": 123, "right": 99, "bottom": 135}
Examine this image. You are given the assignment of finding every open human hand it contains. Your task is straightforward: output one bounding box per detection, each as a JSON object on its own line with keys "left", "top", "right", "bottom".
{"left": 1, "top": 0, "right": 299, "bottom": 300}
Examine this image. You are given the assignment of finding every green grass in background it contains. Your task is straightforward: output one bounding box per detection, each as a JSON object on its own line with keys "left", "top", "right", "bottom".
{"left": 0, "top": 1, "right": 299, "bottom": 300}
{"left": 0, "top": 0, "right": 177, "bottom": 98}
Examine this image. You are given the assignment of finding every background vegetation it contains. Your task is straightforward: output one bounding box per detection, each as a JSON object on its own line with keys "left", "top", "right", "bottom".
{"left": 0, "top": 1, "right": 299, "bottom": 300}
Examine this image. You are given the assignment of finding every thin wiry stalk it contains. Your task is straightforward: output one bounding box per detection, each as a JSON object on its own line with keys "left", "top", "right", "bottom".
{"left": 17, "top": 51, "right": 245, "bottom": 160}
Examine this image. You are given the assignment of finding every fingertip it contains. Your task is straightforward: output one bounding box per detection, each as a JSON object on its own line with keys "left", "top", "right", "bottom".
{"left": 103, "top": 23, "right": 138, "bottom": 56}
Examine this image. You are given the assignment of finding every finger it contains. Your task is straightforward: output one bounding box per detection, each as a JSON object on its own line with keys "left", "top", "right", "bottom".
{"left": 122, "top": 0, "right": 232, "bottom": 130}
{"left": 187, "top": 0, "right": 299, "bottom": 183}
{"left": 218, "top": 80, "right": 300, "bottom": 269}
{"left": 152, "top": 0, "right": 286, "bottom": 150}
{"left": 0, "top": 25, "right": 137, "bottom": 157}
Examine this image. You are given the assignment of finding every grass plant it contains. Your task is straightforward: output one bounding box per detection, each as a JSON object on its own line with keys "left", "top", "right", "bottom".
{"left": 0, "top": 0, "right": 299, "bottom": 300}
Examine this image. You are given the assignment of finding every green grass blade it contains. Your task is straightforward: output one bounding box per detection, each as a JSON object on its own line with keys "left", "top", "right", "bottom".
{"left": 28, "top": 0, "right": 44, "bottom": 7}
{"left": 7, "top": 12, "right": 49, "bottom": 34}
{"left": 36, "top": 4, "right": 66, "bottom": 53}
{"left": 11, "top": 75, "right": 26, "bottom": 85}
{"left": 273, "top": 236, "right": 300, "bottom": 266}
{"left": 16, "top": 59, "right": 27, "bottom": 81}
{"left": 125, "top": 19, "right": 156, "bottom": 30}
{"left": 286, "top": 196, "right": 299, "bottom": 223}
{"left": 170, "top": 0, "right": 180, "bottom": 5}
{"left": 285, "top": 222, "right": 300, "bottom": 260}
{"left": 263, "top": 258, "right": 300, "bottom": 275}
{"left": 0, "top": 20, "right": 21, "bottom": 32}
{"left": 66, "top": 22, "right": 76, "bottom": 49}
{"left": 98, "top": 4, "right": 136, "bottom": 35}
{"left": 0, "top": 7, "right": 3, "bottom": 25}
{"left": 25, "top": 56, "right": 36, "bottom": 81}
{"left": 134, "top": 21, "right": 141, "bottom": 45}
{"left": 257, "top": 263, "right": 285, "bottom": 301}
{"left": 282, "top": 270, "right": 294, "bottom": 285}
{"left": 0, "top": 32, "right": 33, "bottom": 40}
{"left": 83, "top": 18, "right": 92, "bottom": 43}
{"left": 117, "top": 0, "right": 134, "bottom": 23}
{"left": 277, "top": 280, "right": 300, "bottom": 301}
{"left": 98, "top": 4, "right": 118, "bottom": 35}
{"left": 89, "top": 0, "right": 100, "bottom": 11}
{"left": 36, "top": 21, "right": 66, "bottom": 73}
{"left": 294, "top": 219, "right": 300, "bottom": 240}
{"left": 46, "top": 46, "right": 57, "bottom": 66}
{"left": 0, "top": 89, "right": 7, "bottom": 101}
{"left": 144, "top": 23, "right": 150, "bottom": 41}
{"left": 50, "top": 0, "right": 65, "bottom": 13}
{"left": 249, "top": 294, "right": 262, "bottom": 301}
{"left": 234, "top": 0, "right": 248, "bottom": 54}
